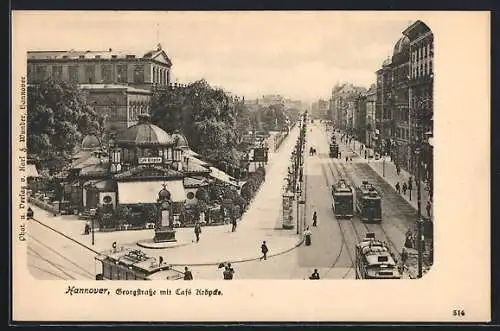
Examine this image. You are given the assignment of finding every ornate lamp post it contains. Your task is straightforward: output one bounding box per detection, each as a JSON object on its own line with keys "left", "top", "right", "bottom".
{"left": 154, "top": 184, "right": 176, "bottom": 243}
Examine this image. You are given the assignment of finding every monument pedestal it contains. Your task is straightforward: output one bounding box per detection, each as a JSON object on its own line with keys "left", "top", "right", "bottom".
{"left": 154, "top": 229, "right": 177, "bottom": 243}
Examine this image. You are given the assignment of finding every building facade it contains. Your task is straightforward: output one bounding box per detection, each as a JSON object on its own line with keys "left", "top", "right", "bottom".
{"left": 27, "top": 44, "right": 172, "bottom": 90}
{"left": 355, "top": 94, "right": 367, "bottom": 144}
{"left": 375, "top": 58, "right": 393, "bottom": 155}
{"left": 391, "top": 36, "right": 411, "bottom": 171}
{"left": 82, "top": 84, "right": 152, "bottom": 132}
{"left": 364, "top": 84, "right": 377, "bottom": 148}
{"left": 27, "top": 45, "right": 172, "bottom": 132}
{"left": 330, "top": 83, "right": 365, "bottom": 132}
{"left": 403, "top": 20, "right": 434, "bottom": 198}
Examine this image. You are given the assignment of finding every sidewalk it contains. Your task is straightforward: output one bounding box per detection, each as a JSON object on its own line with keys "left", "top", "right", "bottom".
{"left": 28, "top": 126, "right": 303, "bottom": 267}
{"left": 333, "top": 129, "right": 432, "bottom": 217}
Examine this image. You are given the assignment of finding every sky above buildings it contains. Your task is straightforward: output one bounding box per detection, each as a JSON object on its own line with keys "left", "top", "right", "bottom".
{"left": 16, "top": 11, "right": 420, "bottom": 103}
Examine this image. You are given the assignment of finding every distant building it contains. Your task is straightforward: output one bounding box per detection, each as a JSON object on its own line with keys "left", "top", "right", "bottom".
{"left": 364, "top": 84, "right": 377, "bottom": 148}
{"left": 375, "top": 58, "right": 393, "bottom": 154}
{"left": 355, "top": 94, "right": 367, "bottom": 144}
{"left": 330, "top": 83, "right": 366, "bottom": 133}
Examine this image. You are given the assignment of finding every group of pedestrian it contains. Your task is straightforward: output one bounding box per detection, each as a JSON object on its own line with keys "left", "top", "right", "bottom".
{"left": 395, "top": 177, "right": 413, "bottom": 197}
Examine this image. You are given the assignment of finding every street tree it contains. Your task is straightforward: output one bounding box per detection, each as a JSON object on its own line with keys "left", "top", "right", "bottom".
{"left": 27, "top": 80, "right": 105, "bottom": 172}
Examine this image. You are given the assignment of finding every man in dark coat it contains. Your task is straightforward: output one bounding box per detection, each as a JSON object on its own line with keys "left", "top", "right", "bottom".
{"left": 309, "top": 269, "right": 320, "bottom": 280}
{"left": 194, "top": 223, "right": 202, "bottom": 242}
{"left": 260, "top": 241, "right": 269, "bottom": 260}
{"left": 312, "top": 211, "right": 317, "bottom": 227}
{"left": 184, "top": 266, "right": 193, "bottom": 280}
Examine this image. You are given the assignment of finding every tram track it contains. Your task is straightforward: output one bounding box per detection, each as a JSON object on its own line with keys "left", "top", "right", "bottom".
{"left": 319, "top": 161, "right": 353, "bottom": 278}
{"left": 28, "top": 232, "right": 95, "bottom": 279}
{"left": 322, "top": 127, "right": 402, "bottom": 261}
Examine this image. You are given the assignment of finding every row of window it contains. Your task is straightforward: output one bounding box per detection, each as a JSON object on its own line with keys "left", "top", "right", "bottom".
{"left": 29, "top": 63, "right": 170, "bottom": 84}
{"left": 396, "top": 127, "right": 410, "bottom": 141}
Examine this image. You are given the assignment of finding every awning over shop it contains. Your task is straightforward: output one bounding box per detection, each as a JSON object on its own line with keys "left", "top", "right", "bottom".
{"left": 208, "top": 166, "right": 239, "bottom": 187}
{"left": 117, "top": 179, "right": 187, "bottom": 204}
{"left": 27, "top": 164, "right": 40, "bottom": 178}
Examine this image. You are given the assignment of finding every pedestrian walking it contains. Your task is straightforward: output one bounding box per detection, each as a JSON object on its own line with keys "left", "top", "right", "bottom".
{"left": 27, "top": 207, "right": 34, "bottom": 219}
{"left": 223, "top": 266, "right": 232, "bottom": 280}
{"left": 404, "top": 229, "right": 413, "bottom": 249}
{"left": 260, "top": 241, "right": 269, "bottom": 260}
{"left": 426, "top": 200, "right": 432, "bottom": 219}
{"left": 312, "top": 211, "right": 317, "bottom": 227}
{"left": 194, "top": 222, "right": 202, "bottom": 243}
{"left": 339, "top": 151, "right": 342, "bottom": 159}
{"left": 304, "top": 226, "right": 312, "bottom": 246}
{"left": 84, "top": 221, "right": 91, "bottom": 235}
{"left": 364, "top": 150, "right": 367, "bottom": 159}
{"left": 396, "top": 164, "right": 401, "bottom": 176}
{"left": 408, "top": 176, "right": 413, "bottom": 187}
{"left": 402, "top": 182, "right": 408, "bottom": 195}
{"left": 231, "top": 217, "right": 237, "bottom": 232}
{"left": 395, "top": 182, "right": 401, "bottom": 194}
{"left": 183, "top": 267, "right": 193, "bottom": 280}
{"left": 345, "top": 156, "right": 349, "bottom": 163}
{"left": 309, "top": 269, "right": 320, "bottom": 280}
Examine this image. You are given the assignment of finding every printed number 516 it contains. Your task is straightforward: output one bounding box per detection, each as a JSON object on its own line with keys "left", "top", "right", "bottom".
{"left": 453, "top": 309, "right": 466, "bottom": 317}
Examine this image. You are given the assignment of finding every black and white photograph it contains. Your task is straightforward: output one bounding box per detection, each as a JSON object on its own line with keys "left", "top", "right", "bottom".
{"left": 11, "top": 11, "right": 490, "bottom": 322}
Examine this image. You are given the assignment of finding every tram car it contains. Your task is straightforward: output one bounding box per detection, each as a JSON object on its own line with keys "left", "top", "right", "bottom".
{"left": 329, "top": 143, "right": 339, "bottom": 158}
{"left": 355, "top": 181, "right": 382, "bottom": 222}
{"left": 95, "top": 248, "right": 184, "bottom": 280}
{"left": 355, "top": 232, "right": 401, "bottom": 279}
{"left": 331, "top": 179, "right": 354, "bottom": 218}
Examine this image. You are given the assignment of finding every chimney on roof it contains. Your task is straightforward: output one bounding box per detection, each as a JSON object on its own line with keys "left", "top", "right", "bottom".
{"left": 109, "top": 48, "right": 112, "bottom": 52}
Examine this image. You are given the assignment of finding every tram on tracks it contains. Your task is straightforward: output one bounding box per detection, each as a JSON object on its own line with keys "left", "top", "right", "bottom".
{"left": 331, "top": 179, "right": 354, "bottom": 218}
{"left": 355, "top": 232, "right": 402, "bottom": 279}
{"left": 355, "top": 181, "right": 382, "bottom": 222}
{"left": 329, "top": 142, "right": 339, "bottom": 158}
{"left": 95, "top": 248, "right": 184, "bottom": 280}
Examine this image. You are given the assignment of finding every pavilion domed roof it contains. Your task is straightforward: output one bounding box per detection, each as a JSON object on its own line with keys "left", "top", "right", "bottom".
{"left": 116, "top": 115, "right": 173, "bottom": 146}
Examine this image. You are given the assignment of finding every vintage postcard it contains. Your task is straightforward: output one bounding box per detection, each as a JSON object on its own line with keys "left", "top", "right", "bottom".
{"left": 11, "top": 11, "right": 490, "bottom": 322}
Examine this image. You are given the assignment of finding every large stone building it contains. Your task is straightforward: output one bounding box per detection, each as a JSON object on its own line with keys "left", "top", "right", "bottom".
{"left": 27, "top": 44, "right": 173, "bottom": 132}
{"left": 391, "top": 35, "right": 411, "bottom": 170}
{"left": 81, "top": 84, "right": 152, "bottom": 132}
{"left": 403, "top": 20, "right": 434, "bottom": 197}
{"left": 27, "top": 44, "right": 172, "bottom": 90}
{"left": 375, "top": 58, "right": 393, "bottom": 155}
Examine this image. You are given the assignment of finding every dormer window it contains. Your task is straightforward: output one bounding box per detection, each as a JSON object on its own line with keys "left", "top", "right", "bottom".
{"left": 111, "top": 55, "right": 118, "bottom": 59}
{"left": 79, "top": 55, "right": 85, "bottom": 59}
{"left": 126, "top": 55, "right": 135, "bottom": 59}
{"left": 95, "top": 55, "right": 101, "bottom": 59}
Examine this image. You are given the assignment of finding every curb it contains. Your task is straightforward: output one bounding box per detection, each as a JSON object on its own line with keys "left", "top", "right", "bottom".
{"left": 169, "top": 237, "right": 305, "bottom": 267}
{"left": 136, "top": 241, "right": 192, "bottom": 250}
